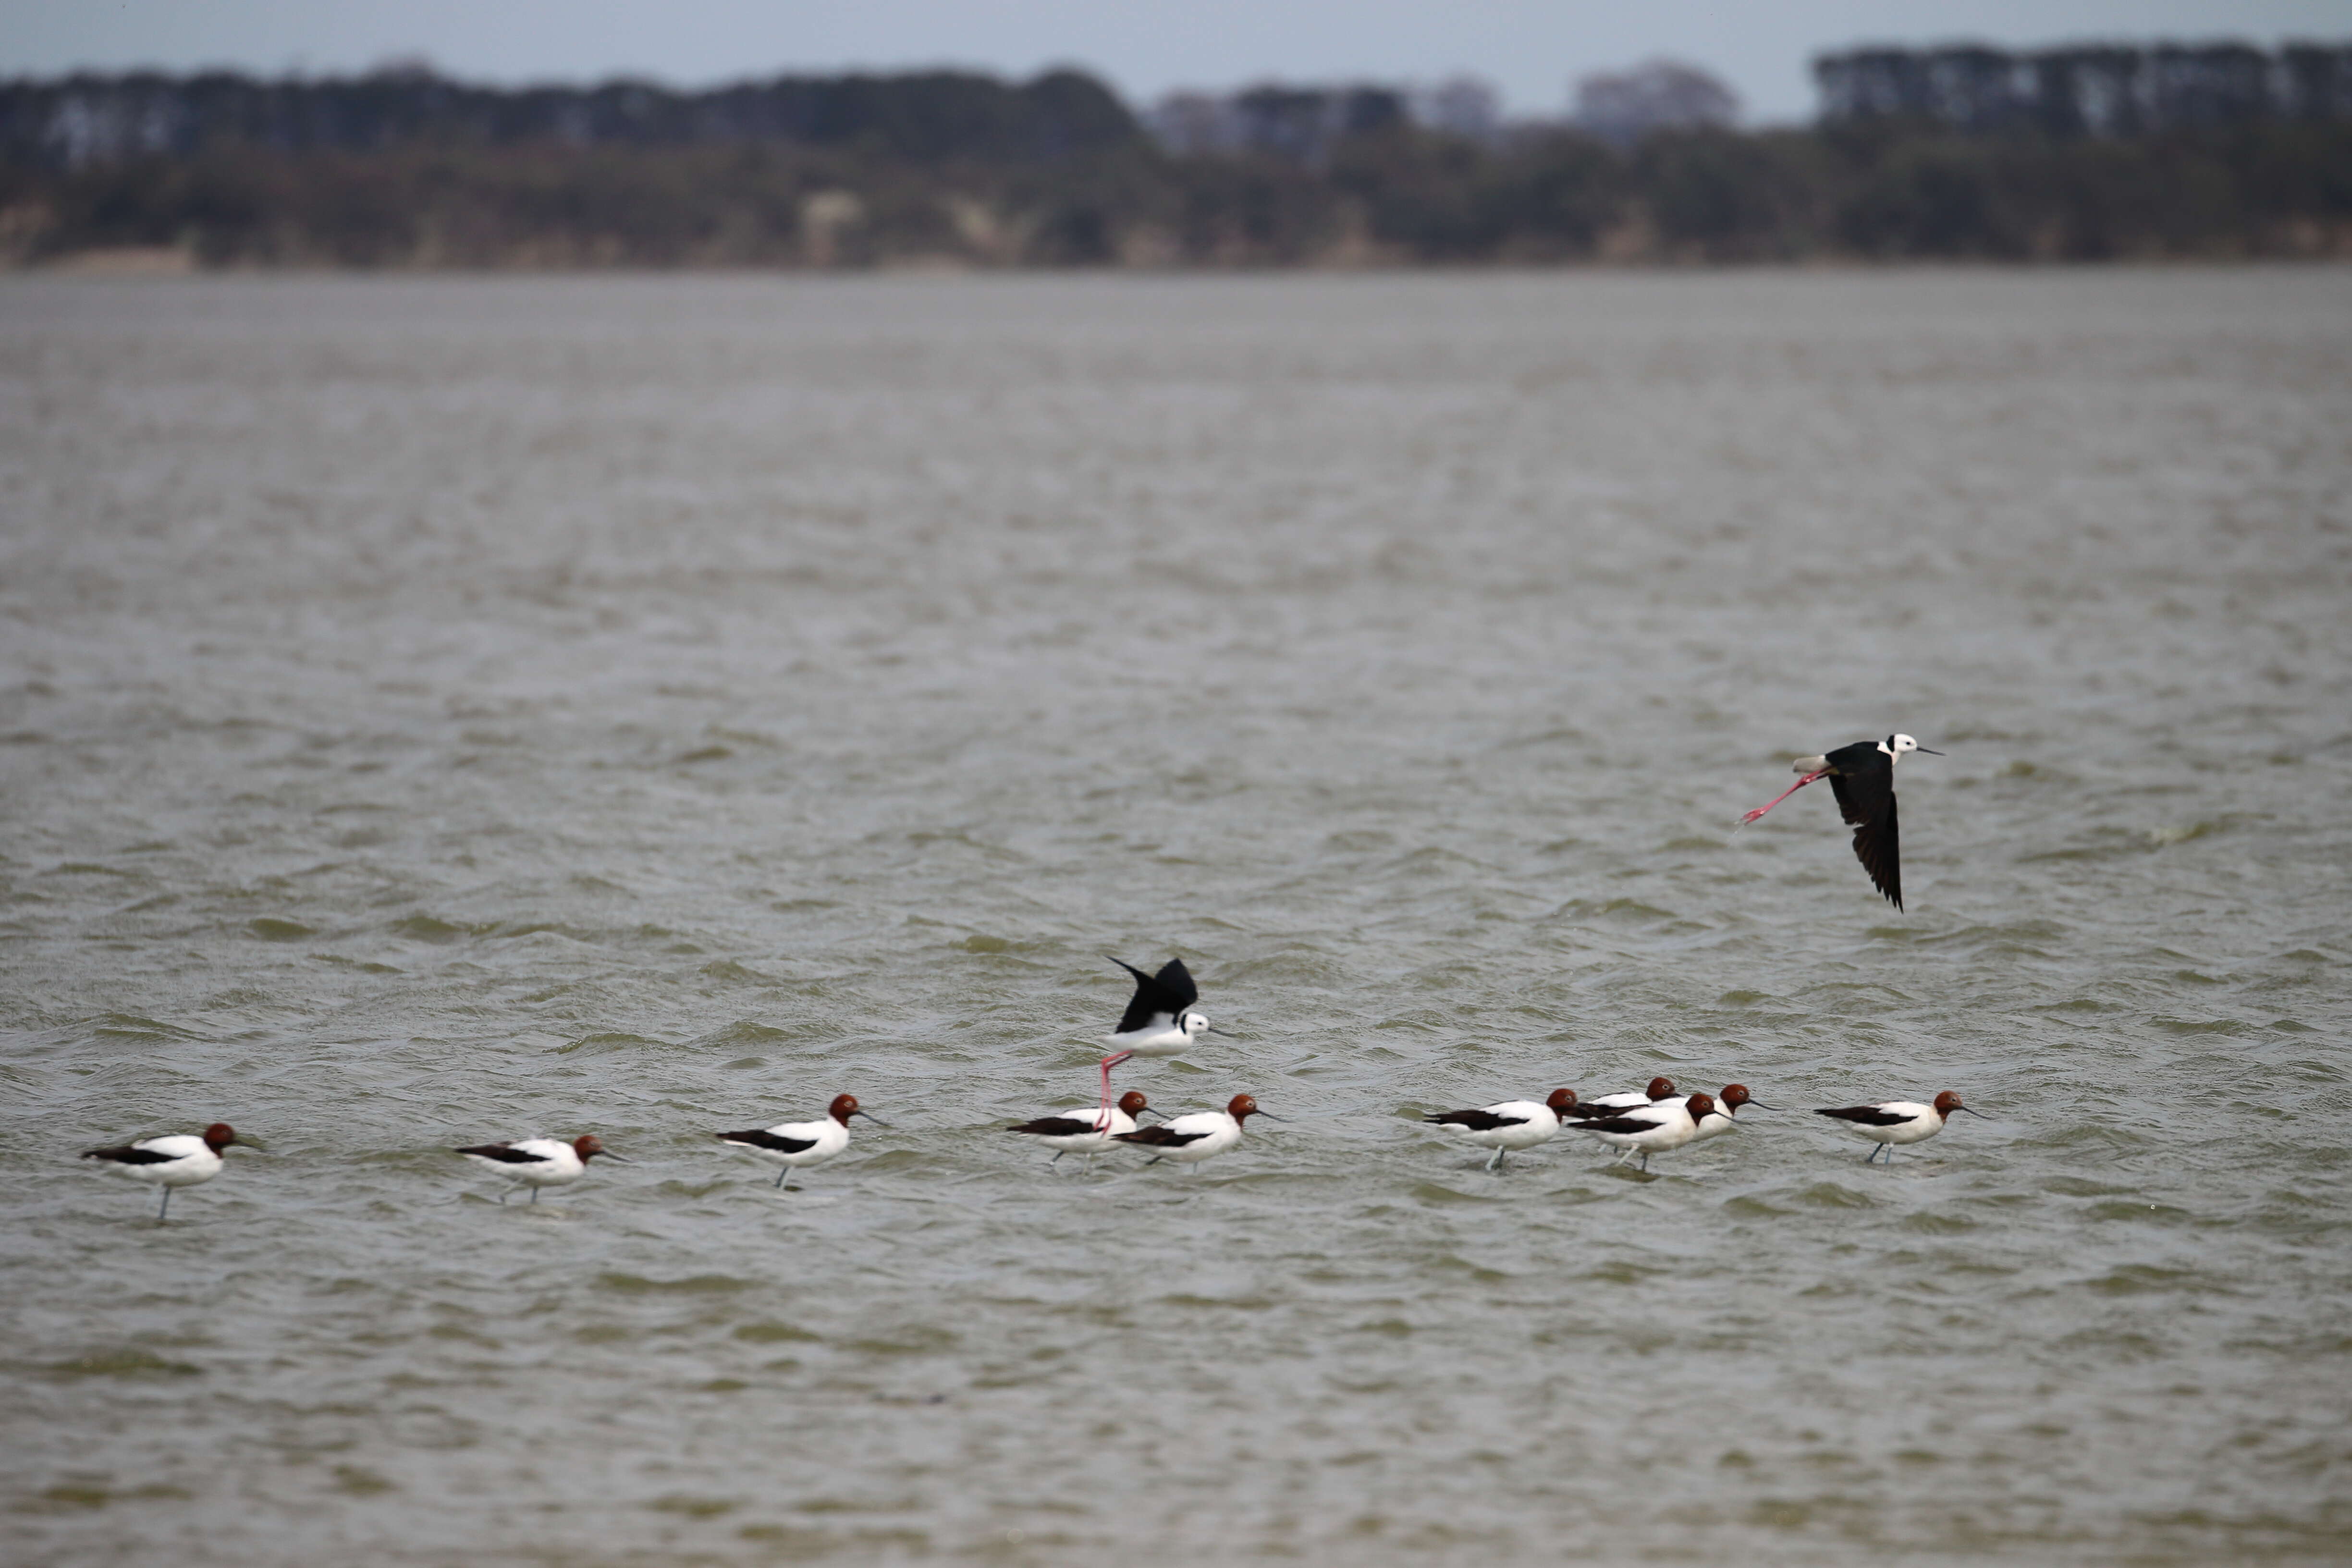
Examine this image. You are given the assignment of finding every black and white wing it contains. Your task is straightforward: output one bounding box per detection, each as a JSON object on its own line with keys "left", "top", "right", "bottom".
{"left": 1112, "top": 1123, "right": 1209, "bottom": 1149}
{"left": 1825, "top": 749, "right": 1902, "bottom": 910}
{"left": 1112, "top": 957, "right": 1198, "bottom": 1034}
{"left": 716, "top": 1128, "right": 818, "bottom": 1155}
{"left": 1424, "top": 1109, "right": 1528, "bottom": 1132}
{"left": 1813, "top": 1105, "right": 1913, "bottom": 1127}
{"left": 1007, "top": 1115, "right": 1103, "bottom": 1139}
{"left": 81, "top": 1141, "right": 178, "bottom": 1166}
{"left": 454, "top": 1142, "right": 549, "bottom": 1164}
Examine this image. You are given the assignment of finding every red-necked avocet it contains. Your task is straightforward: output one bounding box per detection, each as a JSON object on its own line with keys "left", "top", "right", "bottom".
{"left": 1422, "top": 1088, "right": 1582, "bottom": 1171}
{"left": 80, "top": 1122, "right": 257, "bottom": 1219}
{"left": 1106, "top": 956, "right": 1236, "bottom": 1055}
{"left": 1580, "top": 1077, "right": 1678, "bottom": 1116}
{"left": 1571, "top": 1093, "right": 1716, "bottom": 1173}
{"left": 1814, "top": 1090, "right": 1985, "bottom": 1164}
{"left": 455, "top": 1134, "right": 628, "bottom": 1203}
{"left": 1008, "top": 1090, "right": 1163, "bottom": 1168}
{"left": 1740, "top": 734, "right": 1942, "bottom": 910}
{"left": 715, "top": 1093, "right": 888, "bottom": 1189}
{"left": 1112, "top": 1093, "right": 1275, "bottom": 1170}
{"left": 1655, "top": 1083, "right": 1772, "bottom": 1143}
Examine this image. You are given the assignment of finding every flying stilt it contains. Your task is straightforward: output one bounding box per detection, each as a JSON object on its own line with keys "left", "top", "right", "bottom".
{"left": 1741, "top": 734, "right": 1942, "bottom": 910}
{"left": 1106, "top": 957, "right": 1235, "bottom": 1055}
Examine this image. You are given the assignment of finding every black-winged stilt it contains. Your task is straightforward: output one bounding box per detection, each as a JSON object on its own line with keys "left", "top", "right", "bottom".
{"left": 1741, "top": 734, "right": 1942, "bottom": 910}
{"left": 1106, "top": 957, "right": 1234, "bottom": 1055}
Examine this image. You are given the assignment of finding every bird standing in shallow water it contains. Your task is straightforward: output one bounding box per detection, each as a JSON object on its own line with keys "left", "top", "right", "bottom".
{"left": 1814, "top": 1090, "right": 1985, "bottom": 1164}
{"left": 1105, "top": 957, "right": 1235, "bottom": 1055}
{"left": 715, "top": 1094, "right": 888, "bottom": 1190}
{"left": 1742, "top": 734, "right": 1942, "bottom": 910}
{"left": 455, "top": 1133, "right": 627, "bottom": 1203}
{"left": 1570, "top": 1094, "right": 1716, "bottom": 1173}
{"left": 1008, "top": 1089, "right": 1163, "bottom": 1170}
{"left": 1114, "top": 1093, "right": 1276, "bottom": 1170}
{"left": 81, "top": 1122, "right": 256, "bottom": 1219}
{"left": 1423, "top": 1088, "right": 1582, "bottom": 1171}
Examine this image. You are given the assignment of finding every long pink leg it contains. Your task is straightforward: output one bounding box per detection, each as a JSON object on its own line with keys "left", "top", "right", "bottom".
{"left": 1098, "top": 1050, "right": 1133, "bottom": 1124}
{"left": 1740, "top": 771, "right": 1824, "bottom": 826}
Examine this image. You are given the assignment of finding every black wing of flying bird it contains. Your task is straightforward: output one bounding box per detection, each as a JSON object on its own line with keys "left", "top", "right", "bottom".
{"left": 1813, "top": 1106, "right": 1914, "bottom": 1127}
{"left": 1112, "top": 1123, "right": 1209, "bottom": 1148}
{"left": 1425, "top": 1109, "right": 1529, "bottom": 1131}
{"left": 1825, "top": 745, "right": 1902, "bottom": 911}
{"left": 81, "top": 1142, "right": 177, "bottom": 1165}
{"left": 716, "top": 1128, "right": 818, "bottom": 1154}
{"left": 1112, "top": 957, "right": 1198, "bottom": 1034}
{"left": 454, "top": 1143, "right": 549, "bottom": 1164}
{"left": 1008, "top": 1115, "right": 1102, "bottom": 1139}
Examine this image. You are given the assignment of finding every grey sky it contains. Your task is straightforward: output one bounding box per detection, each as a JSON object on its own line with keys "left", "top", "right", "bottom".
{"left": 5, "top": 1, "right": 2347, "bottom": 122}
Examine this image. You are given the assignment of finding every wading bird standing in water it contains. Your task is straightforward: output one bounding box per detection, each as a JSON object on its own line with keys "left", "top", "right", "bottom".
{"left": 1741, "top": 734, "right": 1942, "bottom": 910}
{"left": 81, "top": 1122, "right": 257, "bottom": 1219}
{"left": 1814, "top": 1091, "right": 1985, "bottom": 1164}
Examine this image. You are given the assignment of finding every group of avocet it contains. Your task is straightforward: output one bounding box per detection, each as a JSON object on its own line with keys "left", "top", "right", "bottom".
{"left": 80, "top": 954, "right": 1986, "bottom": 1219}
{"left": 1421, "top": 1077, "right": 1985, "bottom": 1174}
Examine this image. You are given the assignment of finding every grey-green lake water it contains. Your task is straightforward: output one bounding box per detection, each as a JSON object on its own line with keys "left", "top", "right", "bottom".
{"left": 3, "top": 267, "right": 2349, "bottom": 1565}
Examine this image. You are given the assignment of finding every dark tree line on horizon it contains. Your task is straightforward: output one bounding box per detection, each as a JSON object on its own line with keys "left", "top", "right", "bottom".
{"left": 2, "top": 43, "right": 2349, "bottom": 270}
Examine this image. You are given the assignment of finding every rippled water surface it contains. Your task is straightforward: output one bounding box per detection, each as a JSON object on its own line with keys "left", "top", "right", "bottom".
{"left": 3, "top": 268, "right": 2351, "bottom": 1565}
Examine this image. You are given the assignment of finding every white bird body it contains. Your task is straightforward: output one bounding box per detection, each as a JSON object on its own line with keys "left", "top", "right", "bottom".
{"left": 1815, "top": 1090, "right": 1983, "bottom": 1163}
{"left": 1105, "top": 957, "right": 1231, "bottom": 1056}
{"left": 455, "top": 1133, "right": 622, "bottom": 1202}
{"left": 716, "top": 1093, "right": 884, "bottom": 1188}
{"left": 81, "top": 1123, "right": 252, "bottom": 1218}
{"left": 1114, "top": 1014, "right": 1211, "bottom": 1055}
{"left": 1423, "top": 1088, "right": 1580, "bottom": 1170}
{"left": 1113, "top": 1094, "right": 1268, "bottom": 1168}
{"left": 1580, "top": 1077, "right": 1679, "bottom": 1116}
{"left": 1008, "top": 1090, "right": 1152, "bottom": 1161}
{"left": 1572, "top": 1094, "right": 1716, "bottom": 1172}
{"left": 1651, "top": 1084, "right": 1762, "bottom": 1144}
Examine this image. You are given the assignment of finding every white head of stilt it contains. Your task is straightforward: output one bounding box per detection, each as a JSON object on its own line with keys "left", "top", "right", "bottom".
{"left": 1884, "top": 734, "right": 1922, "bottom": 762}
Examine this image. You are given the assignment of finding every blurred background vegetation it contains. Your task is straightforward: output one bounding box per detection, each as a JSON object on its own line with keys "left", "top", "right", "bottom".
{"left": 3, "top": 43, "right": 2347, "bottom": 268}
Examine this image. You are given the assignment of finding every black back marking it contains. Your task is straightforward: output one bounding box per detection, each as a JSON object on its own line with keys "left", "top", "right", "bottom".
{"left": 82, "top": 1144, "right": 178, "bottom": 1165}
{"left": 717, "top": 1128, "right": 819, "bottom": 1155}
{"left": 1814, "top": 1106, "right": 1913, "bottom": 1127}
{"left": 455, "top": 1143, "right": 549, "bottom": 1164}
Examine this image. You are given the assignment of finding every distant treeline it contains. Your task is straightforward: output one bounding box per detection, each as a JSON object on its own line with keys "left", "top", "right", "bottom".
{"left": 3, "top": 48, "right": 2349, "bottom": 269}
{"left": 1817, "top": 42, "right": 2352, "bottom": 135}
